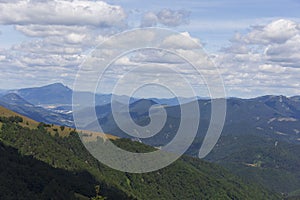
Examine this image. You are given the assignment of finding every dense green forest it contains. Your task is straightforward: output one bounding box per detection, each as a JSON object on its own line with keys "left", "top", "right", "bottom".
{"left": 0, "top": 113, "right": 280, "bottom": 199}
{"left": 203, "top": 134, "right": 300, "bottom": 198}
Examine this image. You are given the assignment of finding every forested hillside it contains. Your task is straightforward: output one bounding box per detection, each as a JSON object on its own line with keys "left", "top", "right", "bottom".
{"left": 0, "top": 106, "right": 280, "bottom": 200}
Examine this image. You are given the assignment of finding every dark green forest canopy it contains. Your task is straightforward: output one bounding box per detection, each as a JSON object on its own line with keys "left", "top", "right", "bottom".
{"left": 0, "top": 116, "right": 280, "bottom": 200}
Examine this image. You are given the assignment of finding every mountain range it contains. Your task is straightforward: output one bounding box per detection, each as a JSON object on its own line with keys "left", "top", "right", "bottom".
{"left": 0, "top": 106, "right": 279, "bottom": 199}
{"left": 0, "top": 83, "right": 299, "bottom": 198}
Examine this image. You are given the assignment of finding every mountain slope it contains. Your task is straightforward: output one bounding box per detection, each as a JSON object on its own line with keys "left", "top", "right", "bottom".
{"left": 0, "top": 108, "right": 279, "bottom": 200}
{"left": 203, "top": 133, "right": 300, "bottom": 195}
{"left": 0, "top": 142, "right": 100, "bottom": 200}
{"left": 0, "top": 93, "right": 74, "bottom": 126}
{"left": 84, "top": 96, "right": 300, "bottom": 197}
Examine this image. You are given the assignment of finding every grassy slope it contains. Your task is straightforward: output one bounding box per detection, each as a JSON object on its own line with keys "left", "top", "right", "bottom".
{"left": 0, "top": 105, "right": 117, "bottom": 139}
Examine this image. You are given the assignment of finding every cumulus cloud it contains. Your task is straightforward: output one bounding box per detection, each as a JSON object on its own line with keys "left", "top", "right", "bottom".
{"left": 0, "top": 0, "right": 125, "bottom": 57}
{"left": 265, "top": 34, "right": 300, "bottom": 68}
{"left": 0, "top": 1, "right": 299, "bottom": 100}
{"left": 229, "top": 19, "right": 300, "bottom": 68}
{"left": 160, "top": 32, "right": 201, "bottom": 50}
{"left": 0, "top": 1, "right": 197, "bottom": 94}
{"left": 215, "top": 19, "right": 300, "bottom": 97}
{"left": 0, "top": 0, "right": 128, "bottom": 89}
{"left": 0, "top": 44, "right": 82, "bottom": 88}
{"left": 69, "top": 27, "right": 216, "bottom": 97}
{"left": 239, "top": 19, "right": 300, "bottom": 44}
{"left": 0, "top": 0, "right": 127, "bottom": 27}
{"left": 141, "top": 9, "right": 190, "bottom": 27}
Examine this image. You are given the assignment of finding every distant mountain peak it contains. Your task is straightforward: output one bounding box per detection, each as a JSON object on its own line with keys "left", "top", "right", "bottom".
{"left": 49, "top": 83, "right": 65, "bottom": 86}
{"left": 131, "top": 98, "right": 158, "bottom": 106}
{"left": 35, "top": 83, "right": 72, "bottom": 91}
{"left": 15, "top": 83, "right": 73, "bottom": 105}
{"left": 15, "top": 83, "right": 71, "bottom": 92}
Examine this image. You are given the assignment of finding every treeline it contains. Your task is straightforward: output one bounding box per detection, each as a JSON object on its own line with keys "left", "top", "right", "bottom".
{"left": 0, "top": 115, "right": 23, "bottom": 123}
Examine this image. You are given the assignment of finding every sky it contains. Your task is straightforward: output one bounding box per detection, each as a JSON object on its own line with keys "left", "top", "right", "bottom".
{"left": 0, "top": 0, "right": 300, "bottom": 98}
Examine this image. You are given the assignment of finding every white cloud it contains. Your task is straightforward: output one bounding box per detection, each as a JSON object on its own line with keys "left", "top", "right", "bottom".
{"left": 258, "top": 64, "right": 286, "bottom": 73}
{"left": 130, "top": 50, "right": 186, "bottom": 64}
{"left": 221, "top": 44, "right": 250, "bottom": 54}
{"left": 157, "top": 9, "right": 190, "bottom": 27}
{"left": 141, "top": 12, "right": 158, "bottom": 27}
{"left": 0, "top": 0, "right": 127, "bottom": 27}
{"left": 15, "top": 25, "right": 90, "bottom": 38}
{"left": 215, "top": 19, "right": 300, "bottom": 97}
{"left": 0, "top": 55, "right": 5, "bottom": 61}
{"left": 0, "top": 0, "right": 128, "bottom": 90}
{"left": 0, "top": 2, "right": 202, "bottom": 96}
{"left": 141, "top": 9, "right": 190, "bottom": 27}
{"left": 265, "top": 34, "right": 300, "bottom": 68}
{"left": 12, "top": 39, "right": 83, "bottom": 55}
{"left": 161, "top": 32, "right": 201, "bottom": 50}
{"left": 0, "top": 2, "right": 299, "bottom": 100}
{"left": 231, "top": 19, "right": 300, "bottom": 68}
{"left": 241, "top": 19, "right": 300, "bottom": 44}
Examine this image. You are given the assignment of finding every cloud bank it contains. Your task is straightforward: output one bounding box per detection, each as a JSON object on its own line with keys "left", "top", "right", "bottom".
{"left": 0, "top": 0, "right": 126, "bottom": 27}
{"left": 0, "top": 0, "right": 299, "bottom": 97}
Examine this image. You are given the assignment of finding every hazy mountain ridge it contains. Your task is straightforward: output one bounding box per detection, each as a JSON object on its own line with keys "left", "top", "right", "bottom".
{"left": 85, "top": 95, "right": 300, "bottom": 145}
{"left": 13, "top": 83, "right": 73, "bottom": 105}
{"left": 0, "top": 83, "right": 299, "bottom": 144}
{"left": 0, "top": 93, "right": 73, "bottom": 127}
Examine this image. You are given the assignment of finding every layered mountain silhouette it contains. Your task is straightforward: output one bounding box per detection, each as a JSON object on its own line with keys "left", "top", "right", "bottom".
{"left": 0, "top": 83, "right": 299, "bottom": 197}
{"left": 1, "top": 83, "right": 299, "bottom": 143}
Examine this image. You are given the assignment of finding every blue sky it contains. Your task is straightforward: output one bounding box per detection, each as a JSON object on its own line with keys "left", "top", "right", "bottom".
{"left": 0, "top": 0, "right": 300, "bottom": 98}
{"left": 107, "top": 0, "right": 300, "bottom": 49}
